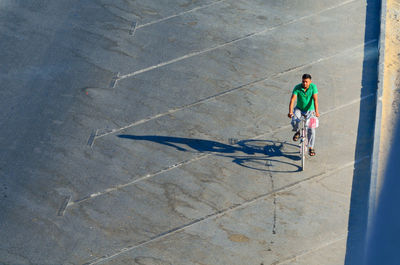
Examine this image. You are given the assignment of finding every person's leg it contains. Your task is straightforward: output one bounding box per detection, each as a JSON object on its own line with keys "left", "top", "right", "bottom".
{"left": 291, "top": 108, "right": 302, "bottom": 141}
{"left": 308, "top": 128, "right": 315, "bottom": 148}
{"left": 291, "top": 107, "right": 301, "bottom": 131}
{"left": 305, "top": 110, "right": 316, "bottom": 155}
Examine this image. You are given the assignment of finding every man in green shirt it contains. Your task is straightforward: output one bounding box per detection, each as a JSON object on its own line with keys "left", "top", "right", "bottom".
{"left": 288, "top": 74, "right": 320, "bottom": 156}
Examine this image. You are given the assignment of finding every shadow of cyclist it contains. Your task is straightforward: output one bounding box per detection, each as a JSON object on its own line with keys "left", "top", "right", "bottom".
{"left": 118, "top": 135, "right": 301, "bottom": 172}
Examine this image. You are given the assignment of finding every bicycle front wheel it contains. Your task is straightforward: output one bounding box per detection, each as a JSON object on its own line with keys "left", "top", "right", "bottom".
{"left": 301, "top": 140, "right": 305, "bottom": 170}
{"left": 301, "top": 126, "right": 306, "bottom": 171}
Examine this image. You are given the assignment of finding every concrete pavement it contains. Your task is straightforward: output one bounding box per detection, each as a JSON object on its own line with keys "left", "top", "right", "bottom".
{"left": 0, "top": 0, "right": 380, "bottom": 264}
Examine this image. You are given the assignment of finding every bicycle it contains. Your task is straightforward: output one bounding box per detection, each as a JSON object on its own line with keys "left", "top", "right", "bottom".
{"left": 299, "top": 115, "right": 308, "bottom": 171}
{"left": 298, "top": 113, "right": 318, "bottom": 171}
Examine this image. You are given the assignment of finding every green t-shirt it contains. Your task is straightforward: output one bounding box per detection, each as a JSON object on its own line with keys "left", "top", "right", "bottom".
{"left": 292, "top": 83, "right": 318, "bottom": 111}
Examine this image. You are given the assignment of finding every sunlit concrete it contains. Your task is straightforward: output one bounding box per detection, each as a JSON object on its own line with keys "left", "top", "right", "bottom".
{"left": 0, "top": 0, "right": 380, "bottom": 264}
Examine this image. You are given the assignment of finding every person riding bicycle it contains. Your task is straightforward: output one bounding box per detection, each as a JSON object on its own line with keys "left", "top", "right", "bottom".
{"left": 287, "top": 74, "right": 320, "bottom": 156}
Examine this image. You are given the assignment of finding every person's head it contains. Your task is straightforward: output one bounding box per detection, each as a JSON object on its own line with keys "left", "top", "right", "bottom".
{"left": 301, "top": 74, "right": 312, "bottom": 89}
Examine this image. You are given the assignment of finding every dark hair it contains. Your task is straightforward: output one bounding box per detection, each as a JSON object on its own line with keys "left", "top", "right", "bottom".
{"left": 302, "top": 74, "right": 312, "bottom": 80}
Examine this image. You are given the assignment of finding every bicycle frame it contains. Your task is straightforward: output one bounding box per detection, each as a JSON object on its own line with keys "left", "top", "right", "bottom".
{"left": 299, "top": 116, "right": 308, "bottom": 171}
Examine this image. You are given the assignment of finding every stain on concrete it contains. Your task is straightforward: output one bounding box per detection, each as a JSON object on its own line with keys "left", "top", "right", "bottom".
{"left": 229, "top": 234, "right": 250, "bottom": 243}
{"left": 135, "top": 256, "right": 172, "bottom": 265}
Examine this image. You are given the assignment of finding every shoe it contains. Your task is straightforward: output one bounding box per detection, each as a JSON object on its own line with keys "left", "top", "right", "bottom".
{"left": 292, "top": 131, "right": 300, "bottom": 141}
{"left": 309, "top": 148, "right": 316, "bottom": 156}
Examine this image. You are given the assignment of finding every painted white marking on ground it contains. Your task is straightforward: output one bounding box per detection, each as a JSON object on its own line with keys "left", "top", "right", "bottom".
{"left": 57, "top": 195, "right": 71, "bottom": 216}
{"left": 129, "top": 21, "right": 137, "bottom": 36}
{"left": 322, "top": 93, "right": 375, "bottom": 115}
{"left": 96, "top": 39, "right": 377, "bottom": 140}
{"left": 272, "top": 234, "right": 347, "bottom": 265}
{"left": 118, "top": 0, "right": 359, "bottom": 81}
{"left": 109, "top": 72, "right": 120, "bottom": 89}
{"left": 85, "top": 156, "right": 368, "bottom": 265}
{"left": 68, "top": 154, "right": 208, "bottom": 206}
{"left": 87, "top": 129, "right": 98, "bottom": 148}
{"left": 136, "top": 0, "right": 226, "bottom": 30}
{"left": 65, "top": 43, "right": 379, "bottom": 210}
{"left": 69, "top": 88, "right": 374, "bottom": 207}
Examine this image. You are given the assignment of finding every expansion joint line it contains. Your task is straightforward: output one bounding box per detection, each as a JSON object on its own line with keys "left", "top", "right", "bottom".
{"left": 136, "top": 0, "right": 226, "bottom": 30}
{"left": 271, "top": 234, "right": 347, "bottom": 265}
{"left": 67, "top": 154, "right": 209, "bottom": 207}
{"left": 85, "top": 156, "right": 369, "bottom": 265}
{"left": 70, "top": 125, "right": 287, "bottom": 210}
{"left": 266, "top": 160, "right": 277, "bottom": 235}
{"left": 94, "top": 38, "right": 377, "bottom": 141}
{"left": 116, "top": 0, "right": 359, "bottom": 82}
{"left": 73, "top": 85, "right": 377, "bottom": 211}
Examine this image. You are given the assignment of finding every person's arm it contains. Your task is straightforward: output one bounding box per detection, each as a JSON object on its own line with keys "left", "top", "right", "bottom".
{"left": 288, "top": 94, "right": 297, "bottom": 118}
{"left": 313, "top": 93, "right": 320, "bottom": 117}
